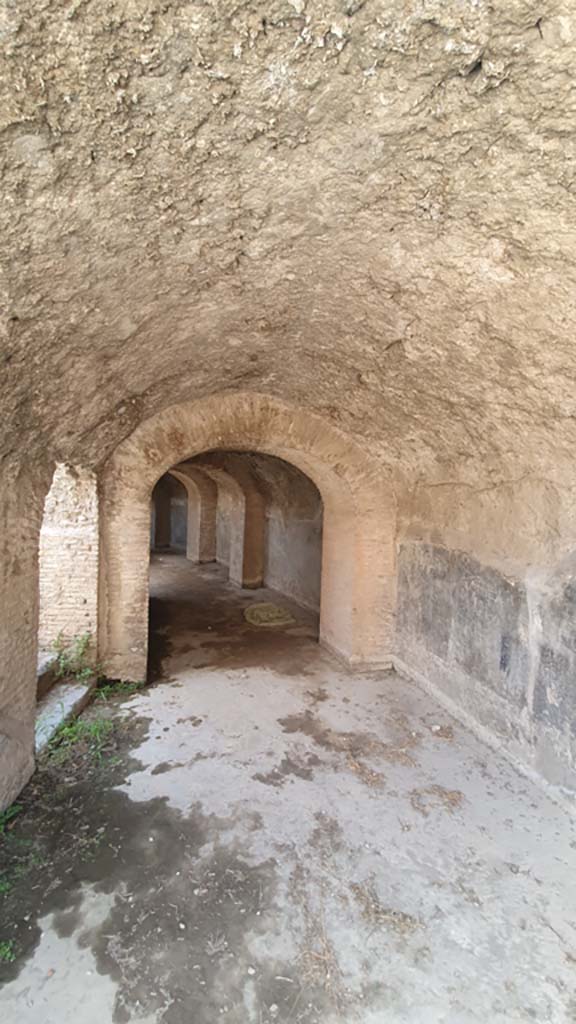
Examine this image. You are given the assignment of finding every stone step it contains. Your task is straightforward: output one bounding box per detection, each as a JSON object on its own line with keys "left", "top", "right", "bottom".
{"left": 35, "top": 678, "right": 96, "bottom": 754}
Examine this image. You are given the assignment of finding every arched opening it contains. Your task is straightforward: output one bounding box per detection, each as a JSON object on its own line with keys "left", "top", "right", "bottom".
{"left": 98, "top": 392, "right": 397, "bottom": 682}
{"left": 147, "top": 450, "right": 324, "bottom": 676}
{"left": 33, "top": 463, "right": 100, "bottom": 754}
{"left": 150, "top": 473, "right": 188, "bottom": 554}
{"left": 168, "top": 465, "right": 217, "bottom": 564}
{"left": 38, "top": 464, "right": 99, "bottom": 656}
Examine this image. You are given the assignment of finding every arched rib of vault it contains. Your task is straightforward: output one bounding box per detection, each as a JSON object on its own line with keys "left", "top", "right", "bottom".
{"left": 98, "top": 392, "right": 396, "bottom": 680}
{"left": 167, "top": 466, "right": 217, "bottom": 563}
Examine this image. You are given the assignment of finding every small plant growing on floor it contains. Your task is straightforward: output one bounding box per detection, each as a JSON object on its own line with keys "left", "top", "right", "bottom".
{"left": 0, "top": 804, "right": 22, "bottom": 837}
{"left": 51, "top": 632, "right": 97, "bottom": 683}
{"left": 96, "top": 679, "right": 146, "bottom": 702}
{"left": 0, "top": 940, "right": 16, "bottom": 963}
{"left": 48, "top": 716, "right": 115, "bottom": 765}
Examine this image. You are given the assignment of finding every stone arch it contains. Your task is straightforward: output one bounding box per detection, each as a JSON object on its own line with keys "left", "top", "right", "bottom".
{"left": 98, "top": 392, "right": 396, "bottom": 681}
{"left": 167, "top": 466, "right": 217, "bottom": 563}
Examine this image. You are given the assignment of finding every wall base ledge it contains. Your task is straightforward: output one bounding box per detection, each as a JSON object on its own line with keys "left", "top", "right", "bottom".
{"left": 320, "top": 637, "right": 393, "bottom": 674}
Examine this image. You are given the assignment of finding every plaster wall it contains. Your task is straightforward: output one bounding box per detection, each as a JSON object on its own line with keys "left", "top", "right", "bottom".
{"left": 396, "top": 479, "right": 576, "bottom": 795}
{"left": 264, "top": 514, "right": 322, "bottom": 612}
{"left": 169, "top": 466, "right": 217, "bottom": 564}
{"left": 252, "top": 455, "right": 323, "bottom": 612}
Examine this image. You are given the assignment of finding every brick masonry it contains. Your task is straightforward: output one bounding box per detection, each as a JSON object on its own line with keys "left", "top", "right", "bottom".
{"left": 38, "top": 464, "right": 99, "bottom": 652}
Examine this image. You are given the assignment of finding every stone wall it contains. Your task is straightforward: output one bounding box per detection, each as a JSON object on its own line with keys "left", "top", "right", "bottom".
{"left": 151, "top": 476, "right": 187, "bottom": 552}
{"left": 396, "top": 542, "right": 576, "bottom": 794}
{"left": 170, "top": 497, "right": 187, "bottom": 551}
{"left": 0, "top": 462, "right": 51, "bottom": 810}
{"left": 216, "top": 490, "right": 233, "bottom": 567}
{"left": 254, "top": 455, "right": 323, "bottom": 611}
{"left": 38, "top": 464, "right": 99, "bottom": 652}
{"left": 264, "top": 514, "right": 322, "bottom": 612}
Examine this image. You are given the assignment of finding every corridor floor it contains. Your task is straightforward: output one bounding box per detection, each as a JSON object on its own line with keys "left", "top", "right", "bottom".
{"left": 1, "top": 555, "right": 576, "bottom": 1023}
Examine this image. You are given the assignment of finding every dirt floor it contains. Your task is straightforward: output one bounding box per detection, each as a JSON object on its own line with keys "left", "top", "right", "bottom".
{"left": 1, "top": 554, "right": 576, "bottom": 1023}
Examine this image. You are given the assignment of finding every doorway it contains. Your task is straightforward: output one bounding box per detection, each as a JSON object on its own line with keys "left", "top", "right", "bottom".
{"left": 148, "top": 452, "right": 323, "bottom": 678}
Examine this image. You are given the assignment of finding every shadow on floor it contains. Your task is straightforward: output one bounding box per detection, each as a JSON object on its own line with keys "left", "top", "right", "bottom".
{"left": 147, "top": 554, "right": 320, "bottom": 682}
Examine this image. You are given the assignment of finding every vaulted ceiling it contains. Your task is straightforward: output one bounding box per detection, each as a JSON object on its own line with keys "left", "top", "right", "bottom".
{"left": 2, "top": 0, "right": 575, "bottom": 483}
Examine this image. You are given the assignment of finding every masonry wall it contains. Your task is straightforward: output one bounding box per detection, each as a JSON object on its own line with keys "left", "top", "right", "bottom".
{"left": 171, "top": 497, "right": 187, "bottom": 551}
{"left": 151, "top": 476, "right": 187, "bottom": 552}
{"left": 216, "top": 490, "right": 233, "bottom": 567}
{"left": 251, "top": 454, "right": 323, "bottom": 611}
{"left": 264, "top": 512, "right": 322, "bottom": 611}
{"left": 396, "top": 478, "right": 576, "bottom": 795}
{"left": 38, "top": 464, "right": 99, "bottom": 652}
{"left": 0, "top": 462, "right": 51, "bottom": 810}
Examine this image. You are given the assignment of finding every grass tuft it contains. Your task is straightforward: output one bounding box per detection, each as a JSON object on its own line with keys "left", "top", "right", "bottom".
{"left": 0, "top": 804, "right": 22, "bottom": 837}
{"left": 51, "top": 631, "right": 97, "bottom": 683}
{"left": 48, "top": 716, "right": 115, "bottom": 765}
{"left": 95, "top": 679, "right": 146, "bottom": 702}
{"left": 0, "top": 940, "right": 16, "bottom": 963}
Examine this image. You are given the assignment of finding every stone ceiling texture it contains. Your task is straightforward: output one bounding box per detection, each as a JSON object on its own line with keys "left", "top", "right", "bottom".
{"left": 2, "top": 0, "right": 575, "bottom": 482}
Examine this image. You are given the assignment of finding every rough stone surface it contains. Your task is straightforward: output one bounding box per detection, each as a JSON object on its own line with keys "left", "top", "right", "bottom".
{"left": 2, "top": 0, "right": 576, "bottom": 506}
{"left": 0, "top": 462, "right": 51, "bottom": 811}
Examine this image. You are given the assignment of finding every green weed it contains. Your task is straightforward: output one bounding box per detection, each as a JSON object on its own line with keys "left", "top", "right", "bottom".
{"left": 96, "top": 679, "right": 146, "bottom": 702}
{"left": 48, "top": 716, "right": 115, "bottom": 765}
{"left": 0, "top": 940, "right": 15, "bottom": 963}
{"left": 0, "top": 804, "right": 22, "bottom": 837}
{"left": 51, "top": 632, "right": 97, "bottom": 683}
{"left": 0, "top": 843, "right": 48, "bottom": 897}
